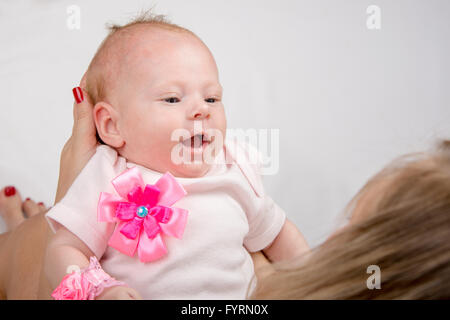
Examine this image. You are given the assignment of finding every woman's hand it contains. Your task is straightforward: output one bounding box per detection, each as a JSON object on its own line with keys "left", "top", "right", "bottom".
{"left": 95, "top": 285, "right": 143, "bottom": 300}
{"left": 54, "top": 77, "right": 98, "bottom": 204}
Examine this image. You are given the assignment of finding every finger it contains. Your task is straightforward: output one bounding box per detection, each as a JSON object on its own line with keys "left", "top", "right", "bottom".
{"left": 118, "top": 291, "right": 135, "bottom": 300}
{"left": 128, "top": 289, "right": 143, "bottom": 300}
{"left": 72, "top": 87, "right": 93, "bottom": 127}
{"left": 127, "top": 292, "right": 141, "bottom": 300}
{"left": 71, "top": 86, "right": 96, "bottom": 138}
{"left": 80, "top": 71, "right": 87, "bottom": 90}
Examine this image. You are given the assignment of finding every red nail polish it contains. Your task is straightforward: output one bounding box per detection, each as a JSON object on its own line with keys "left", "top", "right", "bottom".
{"left": 38, "top": 202, "right": 44, "bottom": 206}
{"left": 25, "top": 197, "right": 31, "bottom": 201}
{"left": 4, "top": 186, "right": 16, "bottom": 197}
{"left": 72, "top": 86, "right": 84, "bottom": 104}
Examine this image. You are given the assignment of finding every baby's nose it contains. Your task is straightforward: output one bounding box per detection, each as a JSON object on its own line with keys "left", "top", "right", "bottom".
{"left": 193, "top": 111, "right": 210, "bottom": 119}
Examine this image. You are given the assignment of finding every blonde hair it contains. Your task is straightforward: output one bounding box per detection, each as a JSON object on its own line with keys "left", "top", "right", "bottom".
{"left": 251, "top": 140, "right": 450, "bottom": 299}
{"left": 85, "top": 10, "right": 195, "bottom": 106}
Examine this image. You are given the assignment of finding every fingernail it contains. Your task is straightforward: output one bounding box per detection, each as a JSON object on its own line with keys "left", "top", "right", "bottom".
{"left": 25, "top": 197, "right": 31, "bottom": 201}
{"left": 4, "top": 186, "right": 16, "bottom": 197}
{"left": 72, "top": 86, "right": 84, "bottom": 104}
{"left": 38, "top": 202, "right": 44, "bottom": 206}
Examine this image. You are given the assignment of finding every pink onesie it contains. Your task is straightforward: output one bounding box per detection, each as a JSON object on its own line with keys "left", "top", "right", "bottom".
{"left": 45, "top": 140, "right": 286, "bottom": 299}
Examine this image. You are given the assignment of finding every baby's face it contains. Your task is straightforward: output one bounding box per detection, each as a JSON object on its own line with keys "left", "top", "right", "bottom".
{"left": 111, "top": 27, "right": 226, "bottom": 178}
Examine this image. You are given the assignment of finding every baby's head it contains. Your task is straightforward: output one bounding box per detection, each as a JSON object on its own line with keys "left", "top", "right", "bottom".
{"left": 85, "top": 13, "right": 226, "bottom": 178}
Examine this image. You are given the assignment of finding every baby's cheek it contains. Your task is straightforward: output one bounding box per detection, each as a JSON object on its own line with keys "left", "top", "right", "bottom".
{"left": 141, "top": 120, "right": 180, "bottom": 156}
{"left": 212, "top": 110, "right": 227, "bottom": 143}
{"left": 213, "top": 105, "right": 227, "bottom": 126}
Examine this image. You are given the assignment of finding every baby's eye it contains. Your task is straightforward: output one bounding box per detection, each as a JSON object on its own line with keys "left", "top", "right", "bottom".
{"left": 164, "top": 97, "right": 180, "bottom": 103}
{"left": 205, "top": 98, "right": 218, "bottom": 103}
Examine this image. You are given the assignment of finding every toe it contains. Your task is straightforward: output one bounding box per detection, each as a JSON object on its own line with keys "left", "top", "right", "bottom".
{"left": 37, "top": 202, "right": 48, "bottom": 212}
{"left": 0, "top": 186, "right": 25, "bottom": 230}
{"left": 22, "top": 198, "right": 41, "bottom": 218}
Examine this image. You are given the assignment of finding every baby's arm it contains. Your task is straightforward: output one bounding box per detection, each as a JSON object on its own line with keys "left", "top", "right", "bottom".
{"left": 262, "top": 219, "right": 309, "bottom": 263}
{"left": 44, "top": 227, "right": 141, "bottom": 300}
{"left": 45, "top": 227, "right": 92, "bottom": 287}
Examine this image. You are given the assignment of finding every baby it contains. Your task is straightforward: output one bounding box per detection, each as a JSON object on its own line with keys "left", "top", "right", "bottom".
{"left": 44, "top": 14, "right": 309, "bottom": 299}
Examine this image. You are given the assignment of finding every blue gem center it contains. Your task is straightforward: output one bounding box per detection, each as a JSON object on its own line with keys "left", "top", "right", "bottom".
{"left": 136, "top": 206, "right": 148, "bottom": 218}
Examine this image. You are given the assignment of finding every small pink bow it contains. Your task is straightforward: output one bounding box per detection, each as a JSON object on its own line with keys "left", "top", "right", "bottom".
{"left": 97, "top": 167, "right": 188, "bottom": 263}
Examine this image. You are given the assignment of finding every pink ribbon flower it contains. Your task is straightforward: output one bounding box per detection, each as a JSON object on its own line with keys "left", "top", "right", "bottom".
{"left": 97, "top": 167, "right": 188, "bottom": 263}
{"left": 52, "top": 271, "right": 94, "bottom": 300}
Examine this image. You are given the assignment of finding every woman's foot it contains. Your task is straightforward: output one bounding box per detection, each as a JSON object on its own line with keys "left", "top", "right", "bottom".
{"left": 0, "top": 186, "right": 25, "bottom": 230}
{"left": 0, "top": 187, "right": 46, "bottom": 231}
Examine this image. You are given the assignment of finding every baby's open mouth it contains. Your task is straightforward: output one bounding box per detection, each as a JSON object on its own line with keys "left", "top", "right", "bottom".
{"left": 181, "top": 133, "right": 211, "bottom": 151}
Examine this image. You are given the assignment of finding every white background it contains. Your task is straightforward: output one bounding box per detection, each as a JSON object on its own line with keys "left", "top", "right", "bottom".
{"left": 0, "top": 0, "right": 449, "bottom": 246}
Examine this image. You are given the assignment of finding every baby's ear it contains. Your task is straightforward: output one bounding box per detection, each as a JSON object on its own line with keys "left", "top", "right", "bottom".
{"left": 93, "top": 102, "right": 124, "bottom": 148}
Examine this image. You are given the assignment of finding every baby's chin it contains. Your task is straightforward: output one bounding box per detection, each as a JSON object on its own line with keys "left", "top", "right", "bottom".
{"left": 169, "top": 161, "right": 213, "bottom": 178}
{"left": 164, "top": 141, "right": 221, "bottom": 178}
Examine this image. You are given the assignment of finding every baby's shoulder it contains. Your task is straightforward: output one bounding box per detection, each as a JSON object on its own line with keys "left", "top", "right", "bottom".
{"left": 224, "top": 139, "right": 265, "bottom": 197}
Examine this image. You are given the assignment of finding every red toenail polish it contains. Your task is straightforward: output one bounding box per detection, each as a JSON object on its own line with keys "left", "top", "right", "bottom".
{"left": 4, "top": 186, "right": 16, "bottom": 197}
{"left": 72, "top": 86, "right": 84, "bottom": 104}
{"left": 38, "top": 202, "right": 44, "bottom": 206}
